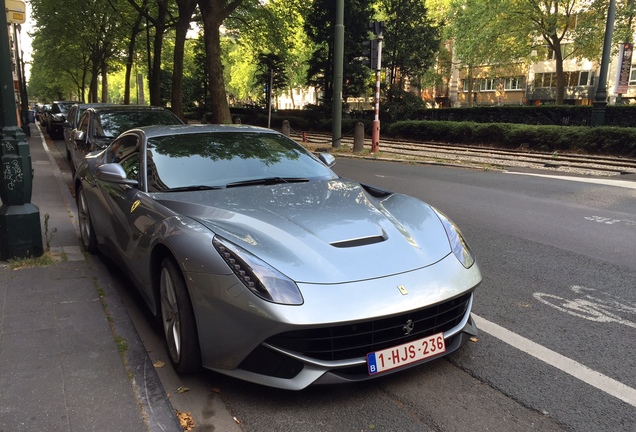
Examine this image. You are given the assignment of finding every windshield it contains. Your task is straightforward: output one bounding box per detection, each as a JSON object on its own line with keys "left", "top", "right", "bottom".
{"left": 94, "top": 110, "right": 183, "bottom": 139}
{"left": 53, "top": 102, "right": 75, "bottom": 114}
{"left": 146, "top": 132, "right": 337, "bottom": 191}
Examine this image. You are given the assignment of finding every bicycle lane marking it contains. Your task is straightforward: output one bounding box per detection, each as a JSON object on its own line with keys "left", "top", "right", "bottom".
{"left": 472, "top": 314, "right": 636, "bottom": 408}
{"left": 533, "top": 286, "right": 636, "bottom": 329}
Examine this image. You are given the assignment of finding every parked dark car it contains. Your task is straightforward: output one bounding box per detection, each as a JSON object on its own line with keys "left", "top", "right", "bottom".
{"left": 38, "top": 104, "right": 51, "bottom": 125}
{"left": 69, "top": 105, "right": 184, "bottom": 173}
{"left": 45, "top": 101, "right": 79, "bottom": 139}
{"left": 63, "top": 103, "right": 117, "bottom": 161}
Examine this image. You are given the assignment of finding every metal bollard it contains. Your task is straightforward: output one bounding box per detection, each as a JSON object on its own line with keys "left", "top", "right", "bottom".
{"left": 282, "top": 120, "right": 290, "bottom": 136}
{"left": 353, "top": 122, "right": 365, "bottom": 153}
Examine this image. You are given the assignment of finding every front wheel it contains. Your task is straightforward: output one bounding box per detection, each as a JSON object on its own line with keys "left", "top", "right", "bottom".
{"left": 76, "top": 185, "right": 97, "bottom": 253}
{"left": 160, "top": 257, "right": 201, "bottom": 374}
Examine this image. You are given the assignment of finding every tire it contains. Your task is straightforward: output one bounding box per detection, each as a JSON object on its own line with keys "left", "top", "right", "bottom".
{"left": 160, "top": 257, "right": 201, "bottom": 374}
{"left": 76, "top": 185, "right": 97, "bottom": 253}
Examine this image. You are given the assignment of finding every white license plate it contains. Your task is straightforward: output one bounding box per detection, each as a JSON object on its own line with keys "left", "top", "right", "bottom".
{"left": 367, "top": 332, "right": 446, "bottom": 375}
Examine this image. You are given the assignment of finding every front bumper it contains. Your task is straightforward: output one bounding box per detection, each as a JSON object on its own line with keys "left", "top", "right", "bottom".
{"left": 186, "top": 253, "right": 482, "bottom": 390}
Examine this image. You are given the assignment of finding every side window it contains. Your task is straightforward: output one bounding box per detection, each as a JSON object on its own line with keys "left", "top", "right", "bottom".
{"left": 78, "top": 112, "right": 90, "bottom": 134}
{"left": 108, "top": 135, "right": 140, "bottom": 181}
{"left": 67, "top": 107, "right": 76, "bottom": 124}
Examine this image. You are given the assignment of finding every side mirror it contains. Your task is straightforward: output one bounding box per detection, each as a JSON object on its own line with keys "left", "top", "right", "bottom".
{"left": 318, "top": 152, "right": 336, "bottom": 168}
{"left": 73, "top": 129, "right": 86, "bottom": 143}
{"left": 96, "top": 163, "right": 138, "bottom": 187}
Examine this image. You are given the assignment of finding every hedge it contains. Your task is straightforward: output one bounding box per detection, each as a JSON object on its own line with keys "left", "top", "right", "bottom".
{"left": 385, "top": 120, "right": 636, "bottom": 157}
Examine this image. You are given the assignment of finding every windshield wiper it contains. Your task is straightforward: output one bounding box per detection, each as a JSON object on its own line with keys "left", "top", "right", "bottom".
{"left": 225, "top": 177, "right": 310, "bottom": 188}
{"left": 166, "top": 185, "right": 225, "bottom": 192}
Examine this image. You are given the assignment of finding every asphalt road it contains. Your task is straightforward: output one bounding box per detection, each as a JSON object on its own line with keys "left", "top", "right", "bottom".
{"left": 49, "top": 137, "right": 636, "bottom": 432}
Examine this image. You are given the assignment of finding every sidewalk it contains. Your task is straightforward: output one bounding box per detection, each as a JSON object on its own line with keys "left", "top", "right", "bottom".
{"left": 0, "top": 123, "right": 181, "bottom": 431}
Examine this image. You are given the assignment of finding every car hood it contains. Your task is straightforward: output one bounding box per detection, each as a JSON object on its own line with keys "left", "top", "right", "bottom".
{"left": 154, "top": 179, "right": 452, "bottom": 284}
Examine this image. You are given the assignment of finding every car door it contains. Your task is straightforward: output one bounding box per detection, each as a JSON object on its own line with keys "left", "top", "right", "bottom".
{"left": 94, "top": 133, "right": 167, "bottom": 294}
{"left": 71, "top": 111, "right": 91, "bottom": 173}
{"left": 63, "top": 105, "right": 77, "bottom": 157}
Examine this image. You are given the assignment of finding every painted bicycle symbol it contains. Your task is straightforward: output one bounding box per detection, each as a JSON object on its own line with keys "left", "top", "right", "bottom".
{"left": 533, "top": 285, "right": 636, "bottom": 329}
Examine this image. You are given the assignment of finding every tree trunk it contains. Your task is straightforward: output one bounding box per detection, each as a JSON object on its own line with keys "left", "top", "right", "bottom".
{"left": 171, "top": 0, "right": 198, "bottom": 120}
{"left": 88, "top": 60, "right": 100, "bottom": 103}
{"left": 466, "top": 65, "right": 474, "bottom": 108}
{"left": 149, "top": 1, "right": 169, "bottom": 106}
{"left": 289, "top": 84, "right": 295, "bottom": 109}
{"left": 552, "top": 35, "right": 565, "bottom": 105}
{"left": 101, "top": 61, "right": 108, "bottom": 103}
{"left": 125, "top": 11, "right": 144, "bottom": 105}
{"left": 199, "top": 1, "right": 232, "bottom": 124}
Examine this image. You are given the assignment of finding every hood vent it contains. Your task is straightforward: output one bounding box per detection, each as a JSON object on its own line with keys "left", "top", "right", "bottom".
{"left": 330, "top": 235, "right": 386, "bottom": 248}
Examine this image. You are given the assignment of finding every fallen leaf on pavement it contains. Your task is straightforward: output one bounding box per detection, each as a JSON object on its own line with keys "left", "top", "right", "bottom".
{"left": 176, "top": 386, "right": 189, "bottom": 394}
{"left": 470, "top": 337, "right": 479, "bottom": 342}
{"left": 176, "top": 410, "right": 195, "bottom": 431}
{"left": 233, "top": 416, "right": 240, "bottom": 424}
{"left": 153, "top": 360, "right": 166, "bottom": 368}
{"left": 211, "top": 387, "right": 221, "bottom": 394}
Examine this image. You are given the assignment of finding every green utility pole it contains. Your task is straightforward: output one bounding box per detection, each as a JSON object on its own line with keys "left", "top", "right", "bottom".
{"left": 0, "top": 0, "right": 43, "bottom": 259}
{"left": 591, "top": 0, "right": 616, "bottom": 126}
{"left": 332, "top": 0, "right": 344, "bottom": 148}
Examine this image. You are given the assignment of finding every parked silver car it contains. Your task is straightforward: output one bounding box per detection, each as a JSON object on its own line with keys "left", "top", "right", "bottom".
{"left": 74, "top": 124, "right": 481, "bottom": 390}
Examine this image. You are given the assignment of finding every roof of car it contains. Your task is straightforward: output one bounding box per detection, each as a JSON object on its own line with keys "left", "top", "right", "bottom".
{"left": 72, "top": 103, "right": 119, "bottom": 109}
{"left": 126, "top": 123, "right": 276, "bottom": 139}
{"left": 85, "top": 105, "right": 176, "bottom": 113}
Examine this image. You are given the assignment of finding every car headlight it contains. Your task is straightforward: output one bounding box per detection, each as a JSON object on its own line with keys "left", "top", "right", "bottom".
{"left": 431, "top": 207, "right": 475, "bottom": 269}
{"left": 213, "top": 237, "right": 304, "bottom": 305}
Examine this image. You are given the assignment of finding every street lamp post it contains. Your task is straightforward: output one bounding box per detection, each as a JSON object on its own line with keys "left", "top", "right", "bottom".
{"left": 0, "top": 0, "right": 43, "bottom": 259}
{"left": 332, "top": 0, "right": 344, "bottom": 149}
{"left": 591, "top": 0, "right": 617, "bottom": 127}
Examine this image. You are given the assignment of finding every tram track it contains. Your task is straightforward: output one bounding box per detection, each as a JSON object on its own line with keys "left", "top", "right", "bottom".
{"left": 292, "top": 131, "right": 636, "bottom": 177}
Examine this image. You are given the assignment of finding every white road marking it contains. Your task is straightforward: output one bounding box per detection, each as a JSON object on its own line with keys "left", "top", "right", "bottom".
{"left": 504, "top": 171, "right": 636, "bottom": 189}
{"left": 585, "top": 215, "right": 636, "bottom": 227}
{"left": 472, "top": 313, "right": 636, "bottom": 408}
{"left": 533, "top": 286, "right": 636, "bottom": 329}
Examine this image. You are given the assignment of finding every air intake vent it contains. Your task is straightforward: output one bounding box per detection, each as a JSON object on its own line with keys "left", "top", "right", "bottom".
{"left": 266, "top": 292, "right": 473, "bottom": 361}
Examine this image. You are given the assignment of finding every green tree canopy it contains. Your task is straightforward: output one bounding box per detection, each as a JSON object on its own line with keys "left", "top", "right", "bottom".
{"left": 304, "top": 0, "right": 374, "bottom": 109}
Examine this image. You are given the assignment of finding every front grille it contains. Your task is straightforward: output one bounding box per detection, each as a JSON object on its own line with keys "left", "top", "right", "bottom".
{"left": 266, "top": 292, "right": 472, "bottom": 361}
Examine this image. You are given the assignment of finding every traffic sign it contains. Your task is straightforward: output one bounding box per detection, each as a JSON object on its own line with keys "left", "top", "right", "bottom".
{"left": 6, "top": 0, "right": 26, "bottom": 24}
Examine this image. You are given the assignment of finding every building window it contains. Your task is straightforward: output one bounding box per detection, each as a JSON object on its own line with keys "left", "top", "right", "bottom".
{"left": 461, "top": 78, "right": 476, "bottom": 92}
{"left": 534, "top": 72, "right": 558, "bottom": 88}
{"left": 579, "top": 71, "right": 590, "bottom": 86}
{"left": 504, "top": 76, "right": 525, "bottom": 90}
{"left": 534, "top": 73, "right": 546, "bottom": 88}
{"left": 565, "top": 71, "right": 578, "bottom": 86}
{"left": 629, "top": 65, "right": 636, "bottom": 85}
{"left": 480, "top": 78, "right": 496, "bottom": 92}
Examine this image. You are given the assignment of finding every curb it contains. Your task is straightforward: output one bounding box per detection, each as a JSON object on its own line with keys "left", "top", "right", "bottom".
{"left": 38, "top": 126, "right": 182, "bottom": 432}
